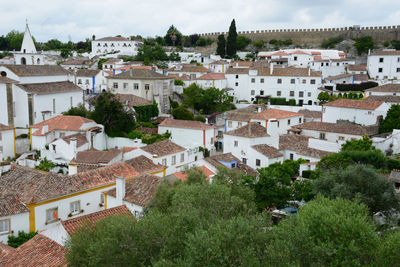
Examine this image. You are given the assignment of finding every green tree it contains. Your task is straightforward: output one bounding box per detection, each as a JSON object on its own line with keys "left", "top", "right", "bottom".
{"left": 172, "top": 105, "right": 194, "bottom": 120}
{"left": 313, "top": 164, "right": 400, "bottom": 214}
{"left": 355, "top": 36, "right": 374, "bottom": 55}
{"left": 226, "top": 19, "right": 238, "bottom": 58}
{"left": 90, "top": 92, "right": 136, "bottom": 136}
{"left": 165, "top": 25, "right": 182, "bottom": 46}
{"left": 8, "top": 231, "right": 37, "bottom": 248}
{"left": 135, "top": 44, "right": 169, "bottom": 63}
{"left": 317, "top": 91, "right": 330, "bottom": 104}
{"left": 63, "top": 104, "right": 90, "bottom": 118}
{"left": 376, "top": 230, "right": 400, "bottom": 266}
{"left": 168, "top": 52, "right": 181, "bottom": 61}
{"left": 253, "top": 40, "right": 264, "bottom": 49}
{"left": 267, "top": 196, "right": 379, "bottom": 266}
{"left": 236, "top": 35, "right": 251, "bottom": 50}
{"left": 341, "top": 135, "right": 374, "bottom": 151}
{"left": 6, "top": 30, "right": 25, "bottom": 51}
{"left": 35, "top": 157, "right": 56, "bottom": 172}
{"left": 379, "top": 104, "right": 400, "bottom": 133}
{"left": 216, "top": 34, "right": 226, "bottom": 58}
{"left": 60, "top": 48, "right": 72, "bottom": 58}
{"left": 42, "top": 39, "right": 64, "bottom": 50}
{"left": 97, "top": 58, "right": 108, "bottom": 69}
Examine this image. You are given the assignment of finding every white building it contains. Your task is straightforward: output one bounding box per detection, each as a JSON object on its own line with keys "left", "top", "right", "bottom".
{"left": 107, "top": 68, "right": 173, "bottom": 113}
{"left": 364, "top": 83, "right": 400, "bottom": 97}
{"left": 226, "top": 65, "right": 322, "bottom": 105}
{"left": 223, "top": 122, "right": 278, "bottom": 165}
{"left": 105, "top": 175, "right": 163, "bottom": 218}
{"left": 0, "top": 156, "right": 165, "bottom": 234}
{"left": 322, "top": 99, "right": 389, "bottom": 126}
{"left": 158, "top": 118, "right": 215, "bottom": 152}
{"left": 75, "top": 69, "right": 106, "bottom": 94}
{"left": 367, "top": 50, "right": 400, "bottom": 80}
{"left": 250, "top": 108, "right": 304, "bottom": 135}
{"left": 13, "top": 23, "right": 44, "bottom": 66}
{"left": 0, "top": 124, "right": 15, "bottom": 161}
{"left": 29, "top": 115, "right": 105, "bottom": 151}
{"left": 167, "top": 64, "right": 209, "bottom": 80}
{"left": 248, "top": 144, "right": 284, "bottom": 169}
{"left": 91, "top": 36, "right": 141, "bottom": 57}
{"left": 207, "top": 60, "right": 230, "bottom": 73}
{"left": 0, "top": 195, "right": 30, "bottom": 244}
{"left": 193, "top": 73, "right": 227, "bottom": 90}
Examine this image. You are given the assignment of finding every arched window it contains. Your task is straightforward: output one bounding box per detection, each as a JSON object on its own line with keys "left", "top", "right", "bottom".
{"left": 37, "top": 58, "right": 40, "bottom": 65}
{"left": 0, "top": 71, "right": 6, "bottom": 77}
{"left": 21, "top": 57, "right": 26, "bottom": 65}
{"left": 308, "top": 100, "right": 312, "bottom": 105}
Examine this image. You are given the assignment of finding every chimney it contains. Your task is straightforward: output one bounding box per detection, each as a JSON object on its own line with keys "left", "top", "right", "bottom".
{"left": 308, "top": 68, "right": 311, "bottom": 76}
{"left": 267, "top": 119, "right": 279, "bottom": 149}
{"left": 70, "top": 137, "right": 77, "bottom": 154}
{"left": 116, "top": 176, "right": 126, "bottom": 204}
{"left": 270, "top": 63, "right": 274, "bottom": 75}
{"left": 129, "top": 67, "right": 133, "bottom": 77}
{"left": 68, "top": 162, "right": 77, "bottom": 175}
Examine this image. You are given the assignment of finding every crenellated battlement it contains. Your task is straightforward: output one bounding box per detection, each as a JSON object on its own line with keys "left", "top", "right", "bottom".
{"left": 197, "top": 25, "right": 400, "bottom": 44}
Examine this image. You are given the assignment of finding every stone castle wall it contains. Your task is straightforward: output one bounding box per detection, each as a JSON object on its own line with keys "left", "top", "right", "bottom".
{"left": 198, "top": 25, "right": 400, "bottom": 44}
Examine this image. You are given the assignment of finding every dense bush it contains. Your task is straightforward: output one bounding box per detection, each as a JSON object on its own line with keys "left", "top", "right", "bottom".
{"left": 336, "top": 81, "right": 378, "bottom": 92}
{"left": 8, "top": 231, "right": 37, "bottom": 248}
{"left": 134, "top": 103, "right": 159, "bottom": 122}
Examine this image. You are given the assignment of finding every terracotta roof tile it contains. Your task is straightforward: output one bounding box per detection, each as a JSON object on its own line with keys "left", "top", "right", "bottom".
{"left": 298, "top": 109, "right": 322, "bottom": 119}
{"left": 251, "top": 144, "right": 283, "bottom": 158}
{"left": 293, "top": 121, "right": 378, "bottom": 136}
{"left": 117, "top": 93, "right": 152, "bottom": 107}
{"left": 168, "top": 64, "right": 209, "bottom": 73}
{"left": 225, "top": 123, "right": 269, "bottom": 138}
{"left": 1, "top": 64, "right": 70, "bottom": 77}
{"left": 250, "top": 66, "right": 321, "bottom": 77}
{"left": 135, "top": 126, "right": 157, "bottom": 135}
{"left": 96, "top": 36, "right": 130, "bottom": 41}
{"left": 205, "top": 153, "right": 258, "bottom": 175}
{"left": 61, "top": 58, "right": 90, "bottom": 66}
{"left": 196, "top": 73, "right": 225, "bottom": 80}
{"left": 323, "top": 99, "right": 384, "bottom": 110}
{"left": 365, "top": 95, "right": 400, "bottom": 103}
{"left": 230, "top": 61, "right": 254, "bottom": 67}
{"left": 226, "top": 68, "right": 249, "bottom": 75}
{"left": 159, "top": 118, "right": 214, "bottom": 130}
{"left": 365, "top": 83, "right": 400, "bottom": 92}
{"left": 141, "top": 139, "right": 186, "bottom": 157}
{"left": 59, "top": 133, "right": 88, "bottom": 148}
{"left": 111, "top": 69, "right": 168, "bottom": 80}
{"left": 370, "top": 50, "right": 400, "bottom": 56}
{"left": 173, "top": 166, "right": 214, "bottom": 181}
{"left": 347, "top": 64, "right": 367, "bottom": 72}
{"left": 0, "top": 76, "right": 18, "bottom": 83}
{"left": 210, "top": 60, "right": 229, "bottom": 65}
{"left": 354, "top": 74, "right": 368, "bottom": 81}
{"left": 0, "top": 123, "right": 14, "bottom": 131}
{"left": 0, "top": 195, "right": 29, "bottom": 217}
{"left": 30, "top": 115, "right": 94, "bottom": 136}
{"left": 106, "top": 175, "right": 163, "bottom": 206}
{"left": 76, "top": 69, "right": 100, "bottom": 77}
{"left": 0, "top": 243, "right": 15, "bottom": 260}
{"left": 74, "top": 149, "right": 122, "bottom": 164}
{"left": 279, "top": 134, "right": 331, "bottom": 159}
{"left": 17, "top": 81, "right": 82, "bottom": 95}
{"left": 62, "top": 205, "right": 132, "bottom": 236}
{"left": 251, "top": 108, "right": 302, "bottom": 120}
{"left": 1, "top": 234, "right": 66, "bottom": 266}
{"left": 325, "top": 73, "right": 353, "bottom": 81}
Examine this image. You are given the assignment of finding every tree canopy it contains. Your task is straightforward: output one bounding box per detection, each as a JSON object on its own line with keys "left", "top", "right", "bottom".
{"left": 226, "top": 19, "right": 238, "bottom": 58}
{"left": 379, "top": 104, "right": 400, "bottom": 133}
{"left": 216, "top": 34, "right": 226, "bottom": 58}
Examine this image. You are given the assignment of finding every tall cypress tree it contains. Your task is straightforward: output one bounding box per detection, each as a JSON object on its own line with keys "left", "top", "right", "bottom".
{"left": 226, "top": 19, "right": 237, "bottom": 58}
{"left": 216, "top": 34, "right": 226, "bottom": 58}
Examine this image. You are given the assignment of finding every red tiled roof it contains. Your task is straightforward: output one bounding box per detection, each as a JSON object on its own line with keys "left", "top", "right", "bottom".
{"left": 279, "top": 135, "right": 331, "bottom": 159}
{"left": 0, "top": 76, "right": 18, "bottom": 84}
{"left": 204, "top": 153, "right": 258, "bottom": 175}
{"left": 370, "top": 50, "right": 400, "bottom": 56}
{"left": 347, "top": 64, "right": 367, "bottom": 72}
{"left": 0, "top": 234, "right": 66, "bottom": 266}
{"left": 173, "top": 166, "right": 214, "bottom": 181}
{"left": 106, "top": 175, "right": 163, "bottom": 206}
{"left": 196, "top": 73, "right": 225, "bottom": 80}
{"left": 30, "top": 115, "right": 94, "bottom": 136}
{"left": 96, "top": 36, "right": 130, "bottom": 41}
{"left": 159, "top": 118, "right": 214, "bottom": 130}
{"left": 311, "top": 51, "right": 321, "bottom": 55}
{"left": 0, "top": 195, "right": 29, "bottom": 217}
{"left": 313, "top": 55, "right": 323, "bottom": 61}
{"left": 365, "top": 83, "right": 400, "bottom": 92}
{"left": 73, "top": 149, "right": 122, "bottom": 164}
{"left": 251, "top": 144, "right": 283, "bottom": 158}
{"left": 290, "top": 50, "right": 310, "bottom": 55}
{"left": 225, "top": 122, "right": 269, "bottom": 138}
{"left": 293, "top": 121, "right": 378, "bottom": 136}
{"left": 0, "top": 123, "right": 14, "bottom": 131}
{"left": 251, "top": 108, "right": 302, "bottom": 120}
{"left": 141, "top": 139, "right": 186, "bottom": 157}
{"left": 272, "top": 51, "right": 290, "bottom": 56}
{"left": 62, "top": 205, "right": 132, "bottom": 236}
{"left": 323, "top": 99, "right": 384, "bottom": 110}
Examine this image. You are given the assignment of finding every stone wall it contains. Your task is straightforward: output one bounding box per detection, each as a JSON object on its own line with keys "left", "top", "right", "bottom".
{"left": 198, "top": 25, "right": 400, "bottom": 45}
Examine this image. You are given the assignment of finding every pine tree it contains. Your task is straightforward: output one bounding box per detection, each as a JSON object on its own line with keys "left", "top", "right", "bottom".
{"left": 216, "top": 34, "right": 226, "bottom": 58}
{"left": 226, "top": 19, "right": 237, "bottom": 58}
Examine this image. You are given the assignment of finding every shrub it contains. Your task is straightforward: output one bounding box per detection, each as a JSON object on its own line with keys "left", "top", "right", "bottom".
{"left": 336, "top": 82, "right": 378, "bottom": 92}
{"left": 8, "top": 231, "right": 37, "bottom": 248}
{"left": 194, "top": 115, "right": 206, "bottom": 122}
{"left": 174, "top": 79, "right": 184, "bottom": 86}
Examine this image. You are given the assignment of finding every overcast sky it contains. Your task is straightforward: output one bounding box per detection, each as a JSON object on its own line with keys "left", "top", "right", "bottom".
{"left": 1, "top": 0, "right": 400, "bottom": 42}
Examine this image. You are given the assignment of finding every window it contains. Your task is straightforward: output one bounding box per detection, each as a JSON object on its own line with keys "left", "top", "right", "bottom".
{"left": 100, "top": 194, "right": 105, "bottom": 205}
{"left": 52, "top": 99, "right": 56, "bottom": 113}
{"left": 256, "top": 159, "right": 261, "bottom": 167}
{"left": 180, "top": 153, "right": 184, "bottom": 163}
{"left": 337, "top": 63, "right": 340, "bottom": 66}
{"left": 368, "top": 111, "right": 372, "bottom": 115}
{"left": 235, "top": 82, "right": 239, "bottom": 86}
{"left": 277, "top": 91, "right": 281, "bottom": 96}
{"left": 319, "top": 132, "right": 326, "bottom": 140}
{"left": 299, "top": 118, "right": 302, "bottom": 123}
{"left": 242, "top": 158, "right": 247, "bottom": 164}
{"left": 113, "top": 82, "right": 118, "bottom": 89}
{"left": 162, "top": 159, "right": 167, "bottom": 166}
{"left": 85, "top": 79, "right": 89, "bottom": 85}
{"left": 289, "top": 78, "right": 295, "bottom": 84}
{"left": 218, "top": 131, "right": 223, "bottom": 137}
{"left": 299, "top": 91, "right": 304, "bottom": 97}
{"left": 251, "top": 78, "right": 255, "bottom": 83}
{"left": 145, "top": 84, "right": 150, "bottom": 90}
{"left": 310, "top": 79, "right": 316, "bottom": 84}
{"left": 234, "top": 140, "right": 238, "bottom": 147}
{"left": 260, "top": 90, "right": 264, "bottom": 96}
{"left": 78, "top": 79, "right": 82, "bottom": 84}
{"left": 325, "top": 63, "right": 329, "bottom": 66}
{"left": 228, "top": 121, "right": 232, "bottom": 127}
{"left": 238, "top": 122, "right": 242, "bottom": 128}
{"left": 251, "top": 90, "right": 255, "bottom": 95}
{"left": 70, "top": 201, "right": 80, "bottom": 214}
{"left": 290, "top": 91, "right": 294, "bottom": 97}
{"left": 287, "top": 119, "right": 291, "bottom": 125}
{"left": 190, "top": 74, "right": 196, "bottom": 79}
{"left": 398, "top": 57, "right": 400, "bottom": 62}
{"left": 235, "top": 75, "right": 239, "bottom": 79}
{"left": 378, "top": 68, "right": 383, "bottom": 73}
{"left": 294, "top": 56, "right": 298, "bottom": 61}
{"left": 338, "top": 136, "right": 345, "bottom": 141}
{"left": 302, "top": 79, "right": 306, "bottom": 84}
{"left": 260, "top": 78, "right": 264, "bottom": 83}
{"left": 290, "top": 153, "right": 294, "bottom": 160}
{"left": 277, "top": 78, "right": 282, "bottom": 84}
{"left": 46, "top": 207, "right": 58, "bottom": 223}
{"left": 0, "top": 219, "right": 10, "bottom": 234}
{"left": 308, "top": 92, "right": 311, "bottom": 97}
{"left": 70, "top": 97, "right": 73, "bottom": 108}
{"left": 134, "top": 83, "right": 139, "bottom": 89}
{"left": 123, "top": 83, "right": 128, "bottom": 89}
{"left": 397, "top": 68, "right": 400, "bottom": 73}
{"left": 379, "top": 57, "right": 384, "bottom": 63}
{"left": 0, "top": 132, "right": 2, "bottom": 141}
{"left": 171, "top": 155, "right": 176, "bottom": 165}
{"left": 210, "top": 137, "right": 214, "bottom": 144}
